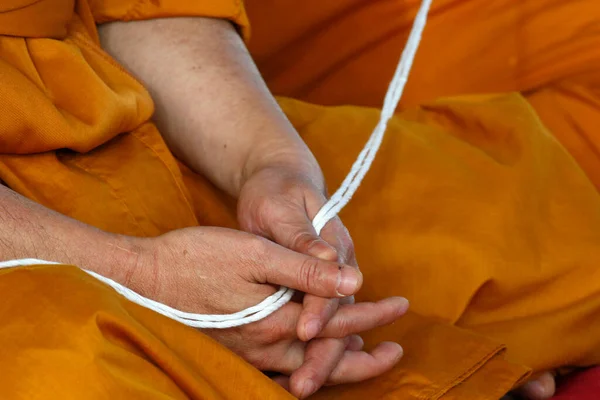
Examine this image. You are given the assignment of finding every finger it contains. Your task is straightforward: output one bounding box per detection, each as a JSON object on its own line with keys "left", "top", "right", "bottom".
{"left": 327, "top": 342, "right": 404, "bottom": 384}
{"left": 259, "top": 197, "right": 339, "bottom": 262}
{"left": 271, "top": 375, "right": 290, "bottom": 392}
{"left": 319, "top": 217, "right": 358, "bottom": 267}
{"left": 514, "top": 372, "right": 556, "bottom": 400}
{"left": 279, "top": 222, "right": 339, "bottom": 261}
{"left": 289, "top": 337, "right": 348, "bottom": 399}
{"left": 259, "top": 340, "right": 307, "bottom": 374}
{"left": 217, "top": 327, "right": 306, "bottom": 375}
{"left": 295, "top": 218, "right": 359, "bottom": 339}
{"left": 271, "top": 298, "right": 408, "bottom": 341}
{"left": 298, "top": 292, "right": 353, "bottom": 341}
{"left": 346, "top": 334, "right": 364, "bottom": 351}
{"left": 260, "top": 246, "right": 363, "bottom": 297}
{"left": 302, "top": 232, "right": 339, "bottom": 261}
{"left": 298, "top": 295, "right": 340, "bottom": 341}
{"left": 319, "top": 297, "right": 410, "bottom": 338}
{"left": 256, "top": 192, "right": 357, "bottom": 338}
{"left": 265, "top": 208, "right": 343, "bottom": 341}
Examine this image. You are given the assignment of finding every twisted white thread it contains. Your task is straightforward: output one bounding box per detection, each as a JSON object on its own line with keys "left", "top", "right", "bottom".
{"left": 312, "top": 0, "right": 432, "bottom": 234}
{"left": 0, "top": 258, "right": 294, "bottom": 329}
{"left": 0, "top": 0, "right": 431, "bottom": 329}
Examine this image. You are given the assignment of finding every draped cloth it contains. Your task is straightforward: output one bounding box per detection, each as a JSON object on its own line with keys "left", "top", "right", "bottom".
{"left": 1, "top": 1, "right": 600, "bottom": 398}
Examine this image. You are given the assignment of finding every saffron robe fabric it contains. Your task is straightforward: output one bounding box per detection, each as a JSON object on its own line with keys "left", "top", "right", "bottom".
{"left": 1, "top": 1, "right": 599, "bottom": 398}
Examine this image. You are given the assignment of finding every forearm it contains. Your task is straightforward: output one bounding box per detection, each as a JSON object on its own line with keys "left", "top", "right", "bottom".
{"left": 98, "top": 17, "right": 321, "bottom": 197}
{"left": 0, "top": 185, "right": 140, "bottom": 282}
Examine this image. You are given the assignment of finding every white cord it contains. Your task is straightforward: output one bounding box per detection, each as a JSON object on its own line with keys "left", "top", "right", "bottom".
{"left": 0, "top": 0, "right": 432, "bottom": 329}
{"left": 0, "top": 259, "right": 294, "bottom": 329}
{"left": 312, "top": 0, "right": 432, "bottom": 234}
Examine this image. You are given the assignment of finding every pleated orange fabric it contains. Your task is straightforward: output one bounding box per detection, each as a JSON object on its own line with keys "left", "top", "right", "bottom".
{"left": 1, "top": 1, "right": 599, "bottom": 399}
{"left": 245, "top": 0, "right": 600, "bottom": 190}
{"left": 0, "top": 264, "right": 293, "bottom": 399}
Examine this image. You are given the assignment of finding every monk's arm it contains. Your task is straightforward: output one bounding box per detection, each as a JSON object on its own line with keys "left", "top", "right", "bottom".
{"left": 0, "top": 184, "right": 140, "bottom": 280}
{"left": 97, "top": 14, "right": 366, "bottom": 351}
{"left": 98, "top": 18, "right": 321, "bottom": 197}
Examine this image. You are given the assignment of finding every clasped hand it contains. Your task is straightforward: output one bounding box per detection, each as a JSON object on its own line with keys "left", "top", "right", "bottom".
{"left": 238, "top": 161, "right": 409, "bottom": 398}
{"left": 130, "top": 154, "right": 408, "bottom": 399}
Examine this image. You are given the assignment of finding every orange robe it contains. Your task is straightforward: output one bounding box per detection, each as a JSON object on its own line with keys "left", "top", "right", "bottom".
{"left": 1, "top": 0, "right": 599, "bottom": 399}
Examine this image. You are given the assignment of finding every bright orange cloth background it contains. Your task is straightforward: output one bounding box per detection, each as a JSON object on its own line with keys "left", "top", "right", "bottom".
{"left": 0, "top": 1, "right": 599, "bottom": 399}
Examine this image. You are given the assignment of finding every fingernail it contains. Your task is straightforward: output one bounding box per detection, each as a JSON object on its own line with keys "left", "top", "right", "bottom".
{"left": 304, "top": 319, "right": 321, "bottom": 341}
{"left": 300, "top": 379, "right": 317, "bottom": 398}
{"left": 308, "top": 239, "right": 338, "bottom": 261}
{"left": 398, "top": 297, "right": 410, "bottom": 312}
{"left": 394, "top": 343, "right": 404, "bottom": 362}
{"left": 336, "top": 267, "right": 361, "bottom": 296}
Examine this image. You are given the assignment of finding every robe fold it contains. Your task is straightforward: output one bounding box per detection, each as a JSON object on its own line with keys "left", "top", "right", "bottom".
{"left": 1, "top": 0, "right": 599, "bottom": 399}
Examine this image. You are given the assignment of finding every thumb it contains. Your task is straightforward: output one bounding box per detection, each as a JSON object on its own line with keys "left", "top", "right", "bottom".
{"left": 260, "top": 246, "right": 363, "bottom": 298}
{"left": 264, "top": 207, "right": 338, "bottom": 262}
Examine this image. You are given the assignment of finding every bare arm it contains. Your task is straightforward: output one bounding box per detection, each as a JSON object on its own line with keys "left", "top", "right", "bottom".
{"left": 98, "top": 18, "right": 322, "bottom": 197}
{"left": 0, "top": 184, "right": 138, "bottom": 280}
{"left": 0, "top": 18, "right": 315, "bottom": 285}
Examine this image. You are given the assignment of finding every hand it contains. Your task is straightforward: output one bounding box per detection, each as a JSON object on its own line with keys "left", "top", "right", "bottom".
{"left": 238, "top": 163, "right": 360, "bottom": 337}
{"left": 129, "top": 227, "right": 405, "bottom": 386}
{"left": 238, "top": 157, "right": 408, "bottom": 397}
{"left": 99, "top": 16, "right": 406, "bottom": 396}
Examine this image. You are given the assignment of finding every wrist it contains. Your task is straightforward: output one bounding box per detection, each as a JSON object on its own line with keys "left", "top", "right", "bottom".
{"left": 0, "top": 185, "right": 152, "bottom": 289}
{"left": 82, "top": 232, "right": 151, "bottom": 290}
{"left": 239, "top": 138, "right": 326, "bottom": 195}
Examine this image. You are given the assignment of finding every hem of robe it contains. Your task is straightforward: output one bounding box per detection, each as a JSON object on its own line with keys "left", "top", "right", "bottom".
{"left": 310, "top": 308, "right": 530, "bottom": 399}
{"left": 88, "top": 0, "right": 251, "bottom": 40}
{"left": 0, "top": 264, "right": 295, "bottom": 400}
{"left": 435, "top": 353, "right": 530, "bottom": 400}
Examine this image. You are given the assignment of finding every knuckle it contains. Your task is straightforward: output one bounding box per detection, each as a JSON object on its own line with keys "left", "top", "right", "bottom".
{"left": 247, "top": 233, "right": 270, "bottom": 256}
{"left": 301, "top": 366, "right": 322, "bottom": 383}
{"left": 245, "top": 312, "right": 292, "bottom": 345}
{"left": 290, "top": 230, "right": 315, "bottom": 252}
{"left": 244, "top": 235, "right": 271, "bottom": 272}
{"left": 299, "top": 257, "right": 323, "bottom": 292}
{"left": 257, "top": 321, "right": 285, "bottom": 344}
{"left": 336, "top": 317, "right": 353, "bottom": 336}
